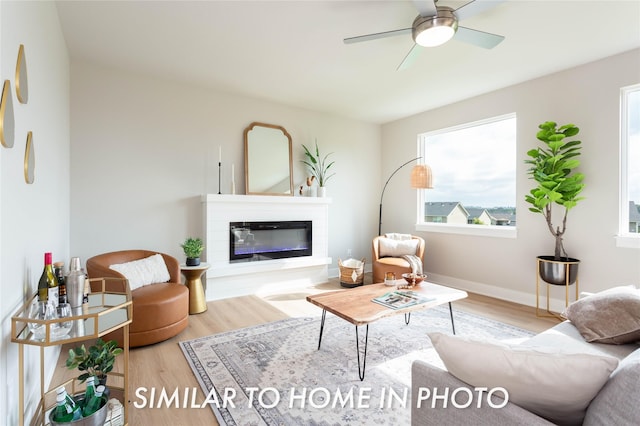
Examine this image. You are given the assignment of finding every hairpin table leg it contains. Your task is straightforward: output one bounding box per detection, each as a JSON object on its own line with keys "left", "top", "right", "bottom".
{"left": 355, "top": 324, "right": 369, "bottom": 381}
{"left": 317, "top": 309, "right": 327, "bottom": 350}
{"left": 448, "top": 302, "right": 456, "bottom": 335}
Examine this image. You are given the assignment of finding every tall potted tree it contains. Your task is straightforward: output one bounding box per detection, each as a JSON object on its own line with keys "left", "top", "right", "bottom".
{"left": 525, "top": 121, "right": 585, "bottom": 285}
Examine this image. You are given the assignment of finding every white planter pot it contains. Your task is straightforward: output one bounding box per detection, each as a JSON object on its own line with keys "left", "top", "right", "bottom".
{"left": 317, "top": 187, "right": 327, "bottom": 197}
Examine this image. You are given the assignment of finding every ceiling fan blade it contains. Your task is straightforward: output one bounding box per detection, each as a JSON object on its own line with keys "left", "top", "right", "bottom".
{"left": 344, "top": 27, "right": 412, "bottom": 44}
{"left": 454, "top": 26, "right": 505, "bottom": 49}
{"left": 412, "top": 0, "right": 437, "bottom": 17}
{"left": 455, "top": 0, "right": 507, "bottom": 21}
{"left": 397, "top": 43, "right": 422, "bottom": 71}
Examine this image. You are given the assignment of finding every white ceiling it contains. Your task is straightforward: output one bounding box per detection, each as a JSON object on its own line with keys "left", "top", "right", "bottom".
{"left": 55, "top": 0, "right": 640, "bottom": 124}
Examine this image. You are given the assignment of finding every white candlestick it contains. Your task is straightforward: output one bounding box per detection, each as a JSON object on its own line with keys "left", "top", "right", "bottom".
{"left": 231, "top": 164, "right": 235, "bottom": 183}
{"left": 219, "top": 146, "right": 222, "bottom": 163}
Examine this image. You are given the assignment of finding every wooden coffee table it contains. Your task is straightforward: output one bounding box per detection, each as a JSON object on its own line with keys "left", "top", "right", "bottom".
{"left": 306, "top": 281, "right": 468, "bottom": 380}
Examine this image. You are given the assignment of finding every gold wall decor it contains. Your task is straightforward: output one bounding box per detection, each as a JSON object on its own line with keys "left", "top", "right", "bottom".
{"left": 24, "top": 131, "right": 35, "bottom": 184}
{"left": 15, "top": 44, "right": 29, "bottom": 104}
{"left": 0, "top": 80, "right": 15, "bottom": 148}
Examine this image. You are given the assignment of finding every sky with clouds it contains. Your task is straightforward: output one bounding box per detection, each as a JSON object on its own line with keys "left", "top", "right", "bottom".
{"left": 423, "top": 116, "right": 516, "bottom": 208}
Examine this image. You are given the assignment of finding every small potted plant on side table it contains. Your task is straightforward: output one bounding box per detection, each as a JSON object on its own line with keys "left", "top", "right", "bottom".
{"left": 181, "top": 237, "right": 204, "bottom": 266}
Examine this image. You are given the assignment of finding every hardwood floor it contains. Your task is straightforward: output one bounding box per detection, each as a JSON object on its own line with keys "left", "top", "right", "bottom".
{"left": 50, "top": 275, "right": 560, "bottom": 426}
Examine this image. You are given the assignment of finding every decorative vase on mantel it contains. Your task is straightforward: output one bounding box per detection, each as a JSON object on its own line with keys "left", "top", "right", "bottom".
{"left": 317, "top": 186, "right": 327, "bottom": 197}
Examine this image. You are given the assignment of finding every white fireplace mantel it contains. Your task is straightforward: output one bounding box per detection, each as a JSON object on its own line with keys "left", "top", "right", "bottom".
{"left": 202, "top": 194, "right": 332, "bottom": 300}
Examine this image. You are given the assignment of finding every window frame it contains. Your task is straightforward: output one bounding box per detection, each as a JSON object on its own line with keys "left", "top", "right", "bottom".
{"left": 415, "top": 113, "right": 517, "bottom": 239}
{"left": 616, "top": 84, "right": 640, "bottom": 248}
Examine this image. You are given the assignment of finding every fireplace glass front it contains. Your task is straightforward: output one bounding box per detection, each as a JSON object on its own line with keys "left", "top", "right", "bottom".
{"left": 229, "top": 221, "right": 312, "bottom": 263}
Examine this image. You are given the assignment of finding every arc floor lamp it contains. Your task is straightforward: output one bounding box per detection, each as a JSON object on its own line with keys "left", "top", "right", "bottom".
{"left": 378, "top": 157, "right": 433, "bottom": 236}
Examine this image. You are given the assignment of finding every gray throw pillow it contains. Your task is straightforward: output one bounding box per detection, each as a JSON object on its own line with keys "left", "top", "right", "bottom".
{"left": 583, "top": 348, "right": 640, "bottom": 425}
{"left": 565, "top": 286, "right": 640, "bottom": 344}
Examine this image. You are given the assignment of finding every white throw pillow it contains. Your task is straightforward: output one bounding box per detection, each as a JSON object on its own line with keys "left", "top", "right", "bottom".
{"left": 378, "top": 237, "right": 419, "bottom": 257}
{"left": 429, "top": 332, "right": 619, "bottom": 426}
{"left": 109, "top": 254, "right": 170, "bottom": 291}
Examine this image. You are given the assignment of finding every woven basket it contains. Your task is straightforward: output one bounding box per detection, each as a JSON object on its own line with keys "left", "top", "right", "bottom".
{"left": 339, "top": 258, "right": 365, "bottom": 288}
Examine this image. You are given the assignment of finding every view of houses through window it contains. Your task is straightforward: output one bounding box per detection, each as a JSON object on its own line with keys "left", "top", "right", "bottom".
{"left": 418, "top": 114, "right": 517, "bottom": 227}
{"left": 623, "top": 84, "right": 640, "bottom": 234}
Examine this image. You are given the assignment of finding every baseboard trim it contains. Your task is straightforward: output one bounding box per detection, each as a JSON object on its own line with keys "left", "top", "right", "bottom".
{"left": 413, "top": 273, "right": 572, "bottom": 312}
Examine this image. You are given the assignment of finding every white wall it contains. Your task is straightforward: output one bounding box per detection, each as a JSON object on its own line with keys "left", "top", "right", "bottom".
{"left": 0, "top": 1, "right": 70, "bottom": 423}
{"left": 382, "top": 49, "right": 640, "bottom": 306}
{"left": 70, "top": 61, "right": 380, "bottom": 275}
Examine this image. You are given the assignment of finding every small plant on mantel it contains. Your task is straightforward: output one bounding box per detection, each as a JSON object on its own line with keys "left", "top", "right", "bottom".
{"left": 181, "top": 237, "right": 204, "bottom": 266}
{"left": 301, "top": 140, "right": 335, "bottom": 188}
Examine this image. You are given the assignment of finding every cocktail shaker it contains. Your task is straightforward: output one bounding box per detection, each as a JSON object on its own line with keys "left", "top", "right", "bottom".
{"left": 66, "top": 257, "right": 85, "bottom": 308}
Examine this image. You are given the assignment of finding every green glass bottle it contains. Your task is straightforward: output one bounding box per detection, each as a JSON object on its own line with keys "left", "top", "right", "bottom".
{"left": 52, "top": 391, "right": 81, "bottom": 422}
{"left": 52, "top": 393, "right": 74, "bottom": 422}
{"left": 82, "top": 376, "right": 96, "bottom": 409}
{"left": 56, "top": 385, "right": 76, "bottom": 408}
{"left": 82, "top": 384, "right": 105, "bottom": 417}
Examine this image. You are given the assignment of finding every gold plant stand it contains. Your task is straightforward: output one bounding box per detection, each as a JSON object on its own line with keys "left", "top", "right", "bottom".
{"left": 11, "top": 277, "right": 132, "bottom": 426}
{"left": 535, "top": 257, "right": 579, "bottom": 319}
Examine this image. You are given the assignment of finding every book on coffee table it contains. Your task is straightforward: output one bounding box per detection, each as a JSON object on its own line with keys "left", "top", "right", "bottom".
{"left": 372, "top": 290, "right": 434, "bottom": 310}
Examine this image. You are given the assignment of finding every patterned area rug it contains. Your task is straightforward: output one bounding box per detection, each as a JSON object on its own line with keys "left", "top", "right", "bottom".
{"left": 179, "top": 306, "right": 534, "bottom": 425}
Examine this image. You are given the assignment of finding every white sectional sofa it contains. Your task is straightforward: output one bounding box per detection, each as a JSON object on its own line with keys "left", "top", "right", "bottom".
{"left": 411, "top": 286, "right": 640, "bottom": 426}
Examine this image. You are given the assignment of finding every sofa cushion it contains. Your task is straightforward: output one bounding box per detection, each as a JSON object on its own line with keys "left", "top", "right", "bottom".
{"left": 583, "top": 348, "right": 640, "bottom": 425}
{"left": 520, "top": 321, "right": 638, "bottom": 360}
{"left": 565, "top": 286, "right": 640, "bottom": 344}
{"left": 109, "top": 253, "right": 170, "bottom": 290}
{"left": 378, "top": 237, "right": 419, "bottom": 257}
{"left": 429, "top": 332, "right": 619, "bottom": 426}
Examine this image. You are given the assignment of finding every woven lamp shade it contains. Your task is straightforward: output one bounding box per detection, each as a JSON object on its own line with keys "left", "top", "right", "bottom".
{"left": 411, "top": 164, "right": 433, "bottom": 189}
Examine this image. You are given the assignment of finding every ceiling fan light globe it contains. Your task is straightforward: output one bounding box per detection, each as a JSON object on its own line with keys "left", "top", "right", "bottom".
{"left": 415, "top": 25, "right": 455, "bottom": 47}
{"left": 412, "top": 6, "right": 458, "bottom": 47}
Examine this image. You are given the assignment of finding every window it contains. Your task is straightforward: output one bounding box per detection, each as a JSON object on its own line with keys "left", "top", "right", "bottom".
{"left": 618, "top": 84, "right": 640, "bottom": 248}
{"left": 416, "top": 114, "right": 517, "bottom": 238}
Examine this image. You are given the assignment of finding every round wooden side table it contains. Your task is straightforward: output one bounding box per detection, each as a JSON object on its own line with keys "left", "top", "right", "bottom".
{"left": 180, "top": 262, "right": 210, "bottom": 314}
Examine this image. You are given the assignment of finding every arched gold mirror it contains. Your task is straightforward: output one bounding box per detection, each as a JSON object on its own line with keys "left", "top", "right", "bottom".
{"left": 244, "top": 122, "right": 294, "bottom": 195}
{"left": 24, "top": 131, "right": 35, "bottom": 184}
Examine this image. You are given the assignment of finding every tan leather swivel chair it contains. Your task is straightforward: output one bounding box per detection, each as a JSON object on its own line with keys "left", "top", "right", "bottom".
{"left": 86, "top": 250, "right": 189, "bottom": 348}
{"left": 372, "top": 235, "right": 425, "bottom": 283}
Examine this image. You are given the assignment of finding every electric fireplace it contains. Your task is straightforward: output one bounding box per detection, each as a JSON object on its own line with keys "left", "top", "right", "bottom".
{"left": 229, "top": 221, "right": 312, "bottom": 263}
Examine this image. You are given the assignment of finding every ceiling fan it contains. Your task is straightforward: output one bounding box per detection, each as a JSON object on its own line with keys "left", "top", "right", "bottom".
{"left": 344, "top": 0, "right": 506, "bottom": 70}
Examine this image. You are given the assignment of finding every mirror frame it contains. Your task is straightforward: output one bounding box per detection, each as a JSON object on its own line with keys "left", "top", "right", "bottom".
{"left": 24, "top": 131, "right": 34, "bottom": 184}
{"left": 244, "top": 122, "right": 294, "bottom": 196}
{"left": 0, "top": 80, "right": 15, "bottom": 149}
{"left": 15, "top": 44, "right": 28, "bottom": 104}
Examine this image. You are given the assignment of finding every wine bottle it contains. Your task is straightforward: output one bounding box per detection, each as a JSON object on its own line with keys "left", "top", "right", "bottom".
{"left": 38, "top": 253, "right": 57, "bottom": 304}
{"left": 54, "top": 261, "right": 68, "bottom": 305}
